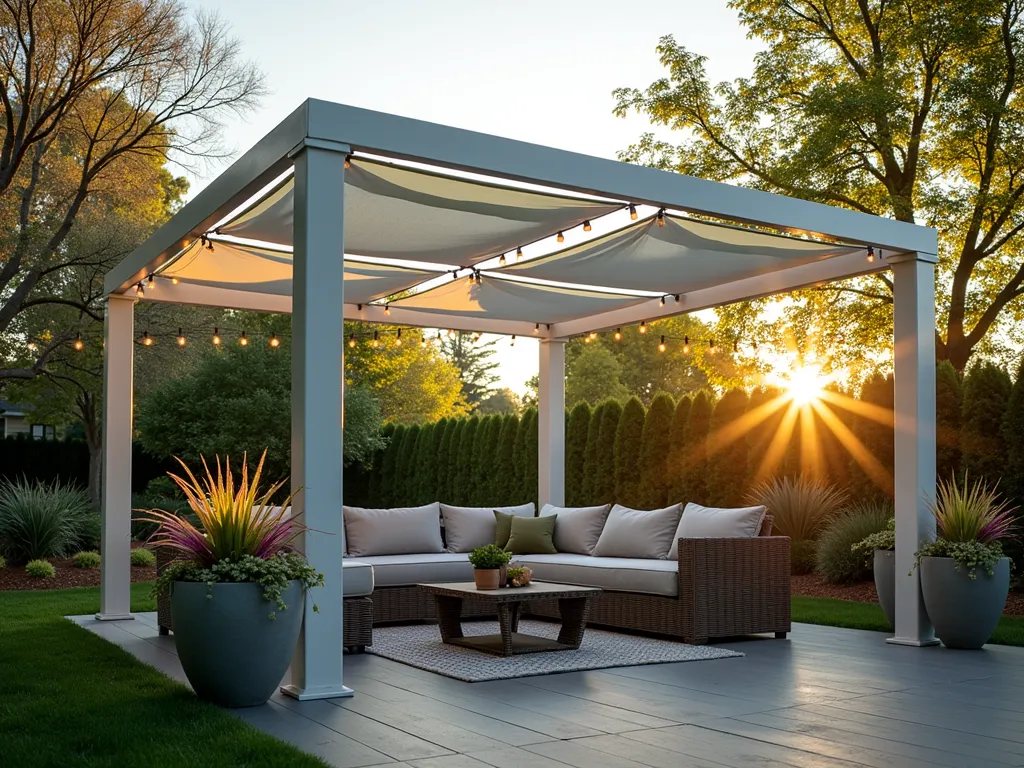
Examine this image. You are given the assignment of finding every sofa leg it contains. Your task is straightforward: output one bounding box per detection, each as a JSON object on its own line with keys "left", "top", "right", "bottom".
{"left": 685, "top": 636, "right": 708, "bottom": 645}
{"left": 159, "top": 626, "right": 169, "bottom": 636}
{"left": 775, "top": 631, "right": 788, "bottom": 639}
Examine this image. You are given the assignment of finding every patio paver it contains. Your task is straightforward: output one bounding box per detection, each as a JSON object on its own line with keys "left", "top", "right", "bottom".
{"left": 69, "top": 613, "right": 1024, "bottom": 767}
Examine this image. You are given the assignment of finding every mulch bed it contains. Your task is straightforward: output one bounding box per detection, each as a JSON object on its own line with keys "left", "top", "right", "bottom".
{"left": 0, "top": 542, "right": 156, "bottom": 591}
{"left": 791, "top": 572, "right": 1024, "bottom": 617}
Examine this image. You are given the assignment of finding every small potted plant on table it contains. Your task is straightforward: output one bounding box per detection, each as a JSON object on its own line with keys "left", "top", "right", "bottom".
{"left": 916, "top": 475, "right": 1016, "bottom": 650}
{"left": 468, "top": 544, "right": 511, "bottom": 590}
{"left": 141, "top": 451, "right": 323, "bottom": 708}
{"left": 852, "top": 518, "right": 895, "bottom": 629}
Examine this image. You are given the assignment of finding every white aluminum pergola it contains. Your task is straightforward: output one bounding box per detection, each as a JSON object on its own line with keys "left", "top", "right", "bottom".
{"left": 100, "top": 99, "right": 940, "bottom": 700}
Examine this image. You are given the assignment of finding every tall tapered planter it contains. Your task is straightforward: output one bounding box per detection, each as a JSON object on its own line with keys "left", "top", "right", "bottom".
{"left": 873, "top": 550, "right": 896, "bottom": 630}
{"left": 920, "top": 557, "right": 1009, "bottom": 650}
{"left": 171, "top": 580, "right": 304, "bottom": 707}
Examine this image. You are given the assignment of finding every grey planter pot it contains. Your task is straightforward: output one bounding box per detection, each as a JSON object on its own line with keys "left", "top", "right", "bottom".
{"left": 873, "top": 550, "right": 896, "bottom": 631}
{"left": 920, "top": 556, "right": 1010, "bottom": 650}
{"left": 170, "top": 580, "right": 304, "bottom": 707}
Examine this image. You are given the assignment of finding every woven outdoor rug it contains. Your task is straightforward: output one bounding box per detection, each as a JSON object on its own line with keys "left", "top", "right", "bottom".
{"left": 365, "top": 620, "right": 743, "bottom": 682}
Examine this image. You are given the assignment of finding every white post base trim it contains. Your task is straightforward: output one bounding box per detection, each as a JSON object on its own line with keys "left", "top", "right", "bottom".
{"left": 280, "top": 684, "right": 355, "bottom": 701}
{"left": 886, "top": 636, "right": 940, "bottom": 647}
{"left": 94, "top": 613, "right": 135, "bottom": 621}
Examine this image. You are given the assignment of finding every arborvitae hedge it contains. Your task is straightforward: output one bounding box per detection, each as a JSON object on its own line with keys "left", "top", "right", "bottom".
{"left": 935, "top": 361, "right": 963, "bottom": 482}
{"left": 445, "top": 419, "right": 464, "bottom": 503}
{"left": 850, "top": 373, "right": 894, "bottom": 499}
{"left": 581, "top": 401, "right": 608, "bottom": 504}
{"left": 494, "top": 414, "right": 519, "bottom": 503}
{"left": 396, "top": 423, "right": 421, "bottom": 506}
{"left": 455, "top": 417, "right": 479, "bottom": 505}
{"left": 667, "top": 395, "right": 691, "bottom": 503}
{"left": 745, "top": 386, "right": 782, "bottom": 485}
{"left": 435, "top": 418, "right": 454, "bottom": 502}
{"left": 639, "top": 393, "right": 675, "bottom": 509}
{"left": 378, "top": 423, "right": 405, "bottom": 507}
{"left": 614, "top": 397, "right": 647, "bottom": 507}
{"left": 591, "top": 399, "right": 622, "bottom": 505}
{"left": 468, "top": 415, "right": 490, "bottom": 505}
{"left": 366, "top": 423, "right": 394, "bottom": 507}
{"left": 520, "top": 407, "right": 539, "bottom": 506}
{"left": 412, "top": 423, "right": 434, "bottom": 505}
{"left": 1005, "top": 360, "right": 1024, "bottom": 509}
{"left": 679, "top": 391, "right": 713, "bottom": 504}
{"left": 706, "top": 387, "right": 750, "bottom": 507}
{"left": 961, "top": 361, "right": 1012, "bottom": 483}
{"left": 565, "top": 401, "right": 592, "bottom": 507}
{"left": 476, "top": 414, "right": 502, "bottom": 505}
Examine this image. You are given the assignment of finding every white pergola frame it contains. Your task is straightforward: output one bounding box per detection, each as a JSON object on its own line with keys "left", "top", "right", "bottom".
{"left": 99, "top": 99, "right": 940, "bottom": 700}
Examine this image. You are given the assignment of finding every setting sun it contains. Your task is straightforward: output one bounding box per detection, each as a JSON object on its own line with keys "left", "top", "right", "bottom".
{"left": 786, "top": 365, "right": 827, "bottom": 405}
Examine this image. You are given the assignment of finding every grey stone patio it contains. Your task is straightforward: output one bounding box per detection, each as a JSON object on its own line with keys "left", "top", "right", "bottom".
{"left": 71, "top": 612, "right": 1024, "bottom": 767}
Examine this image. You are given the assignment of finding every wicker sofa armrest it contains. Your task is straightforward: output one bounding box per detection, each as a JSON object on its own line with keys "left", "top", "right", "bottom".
{"left": 676, "top": 535, "right": 791, "bottom": 642}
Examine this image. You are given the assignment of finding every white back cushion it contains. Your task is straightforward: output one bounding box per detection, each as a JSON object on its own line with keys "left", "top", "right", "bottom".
{"left": 539, "top": 503, "right": 611, "bottom": 555}
{"left": 441, "top": 503, "right": 535, "bottom": 552}
{"left": 668, "top": 502, "right": 767, "bottom": 558}
{"left": 343, "top": 503, "right": 444, "bottom": 557}
{"left": 591, "top": 503, "right": 683, "bottom": 560}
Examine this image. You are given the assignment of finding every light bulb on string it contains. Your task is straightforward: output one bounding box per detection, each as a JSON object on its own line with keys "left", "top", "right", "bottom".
{"left": 660, "top": 295, "right": 666, "bottom": 307}
{"left": 556, "top": 231, "right": 564, "bottom": 243}
{"left": 584, "top": 334, "right": 592, "bottom": 344}
{"left": 176, "top": 328, "right": 186, "bottom": 347}
{"left": 141, "top": 331, "right": 154, "bottom": 347}
{"left": 73, "top": 333, "right": 84, "bottom": 351}
{"left": 344, "top": 156, "right": 351, "bottom": 169}
{"left": 348, "top": 334, "right": 357, "bottom": 348}
{"left": 516, "top": 247, "right": 523, "bottom": 262}
{"left": 498, "top": 254, "right": 506, "bottom": 266}
{"left": 371, "top": 330, "right": 379, "bottom": 348}
{"left": 448, "top": 329, "right": 456, "bottom": 338}
{"left": 420, "top": 335, "right": 427, "bottom": 349}
{"left": 639, "top": 320, "right": 647, "bottom": 334}
{"left": 628, "top": 204, "right": 638, "bottom": 221}
{"left": 239, "top": 331, "right": 249, "bottom": 347}
{"left": 658, "top": 336, "right": 667, "bottom": 353}
{"left": 683, "top": 336, "right": 690, "bottom": 354}
{"left": 533, "top": 323, "right": 540, "bottom": 334}
{"left": 147, "top": 275, "right": 155, "bottom": 290}
{"left": 212, "top": 328, "right": 221, "bottom": 347}
{"left": 866, "top": 247, "right": 875, "bottom": 263}
{"left": 582, "top": 220, "right": 592, "bottom": 232}
{"left": 269, "top": 334, "right": 281, "bottom": 349}
{"left": 171, "top": 277, "right": 179, "bottom": 285}
{"left": 384, "top": 304, "right": 391, "bottom": 316}
{"left": 614, "top": 328, "right": 622, "bottom": 341}
{"left": 657, "top": 209, "right": 666, "bottom": 227}
{"left": 135, "top": 282, "right": 144, "bottom": 297}
{"left": 510, "top": 335, "right": 516, "bottom": 347}
{"left": 395, "top": 328, "right": 402, "bottom": 347}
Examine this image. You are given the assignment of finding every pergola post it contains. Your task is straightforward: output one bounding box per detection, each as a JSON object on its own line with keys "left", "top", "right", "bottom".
{"left": 887, "top": 252, "right": 939, "bottom": 647}
{"left": 281, "top": 140, "right": 353, "bottom": 699}
{"left": 97, "top": 294, "right": 136, "bottom": 621}
{"left": 538, "top": 339, "right": 566, "bottom": 509}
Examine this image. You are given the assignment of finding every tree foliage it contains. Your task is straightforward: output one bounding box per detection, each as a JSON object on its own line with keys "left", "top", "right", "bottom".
{"left": 706, "top": 388, "right": 750, "bottom": 507}
{"left": 565, "top": 401, "right": 593, "bottom": 506}
{"left": 614, "top": 397, "right": 647, "bottom": 507}
{"left": 494, "top": 414, "right": 520, "bottom": 504}
{"left": 1004, "top": 359, "right": 1024, "bottom": 508}
{"left": 615, "top": 4, "right": 1024, "bottom": 371}
{"left": 565, "top": 344, "right": 629, "bottom": 406}
{"left": 936, "top": 361, "right": 964, "bottom": 481}
{"left": 439, "top": 332, "right": 499, "bottom": 406}
{"left": 667, "top": 395, "right": 692, "bottom": 503}
{"left": 477, "top": 388, "right": 522, "bottom": 415}
{"left": 590, "top": 399, "right": 622, "bottom": 505}
{"left": 961, "top": 361, "right": 1013, "bottom": 482}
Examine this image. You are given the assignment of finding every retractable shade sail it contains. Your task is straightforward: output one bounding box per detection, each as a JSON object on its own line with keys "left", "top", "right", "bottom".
{"left": 217, "top": 158, "right": 623, "bottom": 266}
{"left": 498, "top": 214, "right": 862, "bottom": 294}
{"left": 160, "top": 240, "right": 439, "bottom": 305}
{"left": 388, "top": 273, "right": 649, "bottom": 325}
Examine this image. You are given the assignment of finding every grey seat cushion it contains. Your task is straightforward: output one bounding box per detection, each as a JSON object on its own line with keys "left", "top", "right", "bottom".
{"left": 514, "top": 554, "right": 679, "bottom": 597}
{"left": 357, "top": 553, "right": 474, "bottom": 588}
{"left": 591, "top": 503, "right": 684, "bottom": 559}
{"left": 441, "top": 502, "right": 535, "bottom": 552}
{"left": 343, "top": 503, "right": 444, "bottom": 557}
{"left": 539, "top": 503, "right": 611, "bottom": 555}
{"left": 342, "top": 560, "right": 374, "bottom": 597}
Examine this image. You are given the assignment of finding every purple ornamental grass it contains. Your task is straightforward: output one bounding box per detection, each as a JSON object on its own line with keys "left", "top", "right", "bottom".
{"left": 929, "top": 473, "right": 1017, "bottom": 545}
{"left": 137, "top": 450, "right": 303, "bottom": 567}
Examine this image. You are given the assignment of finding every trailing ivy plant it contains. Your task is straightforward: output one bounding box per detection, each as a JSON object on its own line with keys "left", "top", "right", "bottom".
{"left": 154, "top": 552, "right": 323, "bottom": 619}
{"left": 851, "top": 518, "right": 895, "bottom": 564}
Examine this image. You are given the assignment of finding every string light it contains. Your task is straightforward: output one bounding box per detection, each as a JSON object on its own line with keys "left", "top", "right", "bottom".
{"left": 171, "top": 277, "right": 179, "bottom": 285}
{"left": 395, "top": 328, "right": 402, "bottom": 347}
{"left": 344, "top": 156, "right": 351, "bottom": 169}
{"left": 533, "top": 323, "right": 540, "bottom": 333}
{"left": 384, "top": 304, "right": 391, "bottom": 316}
{"left": 614, "top": 328, "right": 622, "bottom": 341}
{"left": 147, "top": 275, "right": 155, "bottom": 290}
{"left": 269, "top": 334, "right": 281, "bottom": 349}
{"left": 212, "top": 328, "right": 221, "bottom": 347}
{"left": 510, "top": 335, "right": 516, "bottom": 347}
{"left": 348, "top": 334, "right": 357, "bottom": 348}
{"left": 141, "top": 331, "right": 154, "bottom": 347}
{"left": 420, "top": 335, "right": 427, "bottom": 349}
{"left": 134, "top": 282, "right": 144, "bottom": 297}
{"left": 582, "top": 220, "right": 592, "bottom": 232}
{"left": 371, "top": 330, "right": 379, "bottom": 348}
{"left": 73, "top": 333, "right": 84, "bottom": 351}
{"left": 588, "top": 332, "right": 598, "bottom": 341}
{"left": 584, "top": 334, "right": 592, "bottom": 344}
{"left": 516, "top": 246, "right": 523, "bottom": 262}
{"left": 239, "top": 331, "right": 249, "bottom": 347}
{"left": 639, "top": 320, "right": 648, "bottom": 334}
{"left": 658, "top": 335, "right": 667, "bottom": 353}
{"left": 657, "top": 209, "right": 666, "bottom": 227}
{"left": 660, "top": 296, "right": 666, "bottom": 307}
{"left": 866, "top": 246, "right": 875, "bottom": 263}
{"left": 176, "top": 328, "right": 186, "bottom": 347}
{"left": 628, "top": 204, "right": 638, "bottom": 221}
{"left": 499, "top": 254, "right": 507, "bottom": 266}
{"left": 683, "top": 336, "right": 690, "bottom": 354}
{"left": 556, "top": 231, "right": 565, "bottom": 243}
{"left": 448, "top": 329, "right": 456, "bottom": 338}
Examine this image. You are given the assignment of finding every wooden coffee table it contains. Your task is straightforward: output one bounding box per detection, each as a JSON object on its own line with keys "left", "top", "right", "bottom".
{"left": 418, "top": 581, "right": 602, "bottom": 657}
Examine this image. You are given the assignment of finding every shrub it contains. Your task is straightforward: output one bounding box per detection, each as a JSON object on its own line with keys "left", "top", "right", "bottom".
{"left": 790, "top": 539, "right": 818, "bottom": 575}
{"left": 816, "top": 501, "right": 893, "bottom": 584}
{"left": 706, "top": 388, "right": 751, "bottom": 507}
{"left": 468, "top": 544, "right": 511, "bottom": 570}
{"left": 679, "top": 391, "right": 713, "bottom": 504}
{"left": 130, "top": 547, "right": 157, "bottom": 568}
{"left": 0, "top": 478, "right": 96, "bottom": 564}
{"left": 0, "top": 554, "right": 5, "bottom": 570}
{"left": 748, "top": 475, "right": 848, "bottom": 541}
{"left": 25, "top": 559, "right": 56, "bottom": 578}
{"left": 565, "top": 402, "right": 592, "bottom": 506}
{"left": 73, "top": 551, "right": 101, "bottom": 569}
{"left": 613, "top": 397, "right": 646, "bottom": 507}
{"left": 638, "top": 393, "right": 674, "bottom": 509}
{"left": 961, "top": 361, "right": 1012, "bottom": 483}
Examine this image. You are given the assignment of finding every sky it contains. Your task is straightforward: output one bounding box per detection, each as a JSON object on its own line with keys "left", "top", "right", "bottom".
{"left": 186, "top": 0, "right": 761, "bottom": 394}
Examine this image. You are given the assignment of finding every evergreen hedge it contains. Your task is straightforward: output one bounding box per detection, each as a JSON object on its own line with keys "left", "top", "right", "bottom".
{"left": 580, "top": 401, "right": 608, "bottom": 505}
{"left": 396, "top": 424, "right": 421, "bottom": 506}
{"left": 613, "top": 397, "right": 647, "bottom": 507}
{"left": 565, "top": 401, "right": 592, "bottom": 507}
{"left": 591, "top": 400, "right": 622, "bottom": 505}
{"left": 706, "top": 387, "right": 750, "bottom": 507}
{"left": 679, "top": 391, "right": 713, "bottom": 505}
{"left": 961, "top": 361, "right": 1012, "bottom": 483}
{"left": 494, "top": 414, "right": 519, "bottom": 503}
{"left": 850, "top": 373, "right": 894, "bottom": 499}
{"left": 445, "top": 419, "right": 465, "bottom": 505}
{"left": 667, "top": 395, "right": 691, "bottom": 503}
{"left": 432, "top": 418, "right": 450, "bottom": 503}
{"left": 1005, "top": 358, "right": 1024, "bottom": 509}
{"left": 935, "top": 361, "right": 963, "bottom": 482}
{"left": 639, "top": 393, "right": 675, "bottom": 509}
{"left": 520, "top": 408, "right": 539, "bottom": 506}
{"left": 455, "top": 417, "right": 479, "bottom": 505}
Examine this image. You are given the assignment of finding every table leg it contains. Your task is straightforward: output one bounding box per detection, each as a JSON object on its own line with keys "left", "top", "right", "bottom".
{"left": 556, "top": 597, "right": 591, "bottom": 648}
{"left": 509, "top": 601, "right": 522, "bottom": 633}
{"left": 496, "top": 603, "right": 515, "bottom": 656}
{"left": 434, "top": 595, "right": 464, "bottom": 642}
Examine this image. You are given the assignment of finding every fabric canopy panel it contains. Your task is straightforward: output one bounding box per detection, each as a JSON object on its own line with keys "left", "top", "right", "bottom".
{"left": 159, "top": 240, "right": 438, "bottom": 306}
{"left": 217, "top": 159, "right": 623, "bottom": 266}
{"left": 389, "top": 274, "right": 649, "bottom": 325}
{"left": 499, "top": 215, "right": 862, "bottom": 294}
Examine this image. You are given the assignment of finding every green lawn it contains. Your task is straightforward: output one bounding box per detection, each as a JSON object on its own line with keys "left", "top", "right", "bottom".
{"left": 0, "top": 583, "right": 327, "bottom": 768}
{"left": 792, "top": 596, "right": 1024, "bottom": 647}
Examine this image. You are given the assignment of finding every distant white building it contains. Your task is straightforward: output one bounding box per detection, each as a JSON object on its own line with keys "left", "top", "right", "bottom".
{"left": 0, "top": 401, "right": 56, "bottom": 439}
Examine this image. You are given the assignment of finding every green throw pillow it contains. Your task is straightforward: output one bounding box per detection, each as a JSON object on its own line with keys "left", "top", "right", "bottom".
{"left": 494, "top": 510, "right": 514, "bottom": 548}
{"left": 504, "top": 514, "right": 558, "bottom": 555}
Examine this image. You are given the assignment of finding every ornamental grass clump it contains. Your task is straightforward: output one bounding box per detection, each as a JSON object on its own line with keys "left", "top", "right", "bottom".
{"left": 0, "top": 478, "right": 96, "bottom": 564}
{"left": 915, "top": 474, "right": 1017, "bottom": 579}
{"left": 140, "top": 450, "right": 323, "bottom": 617}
